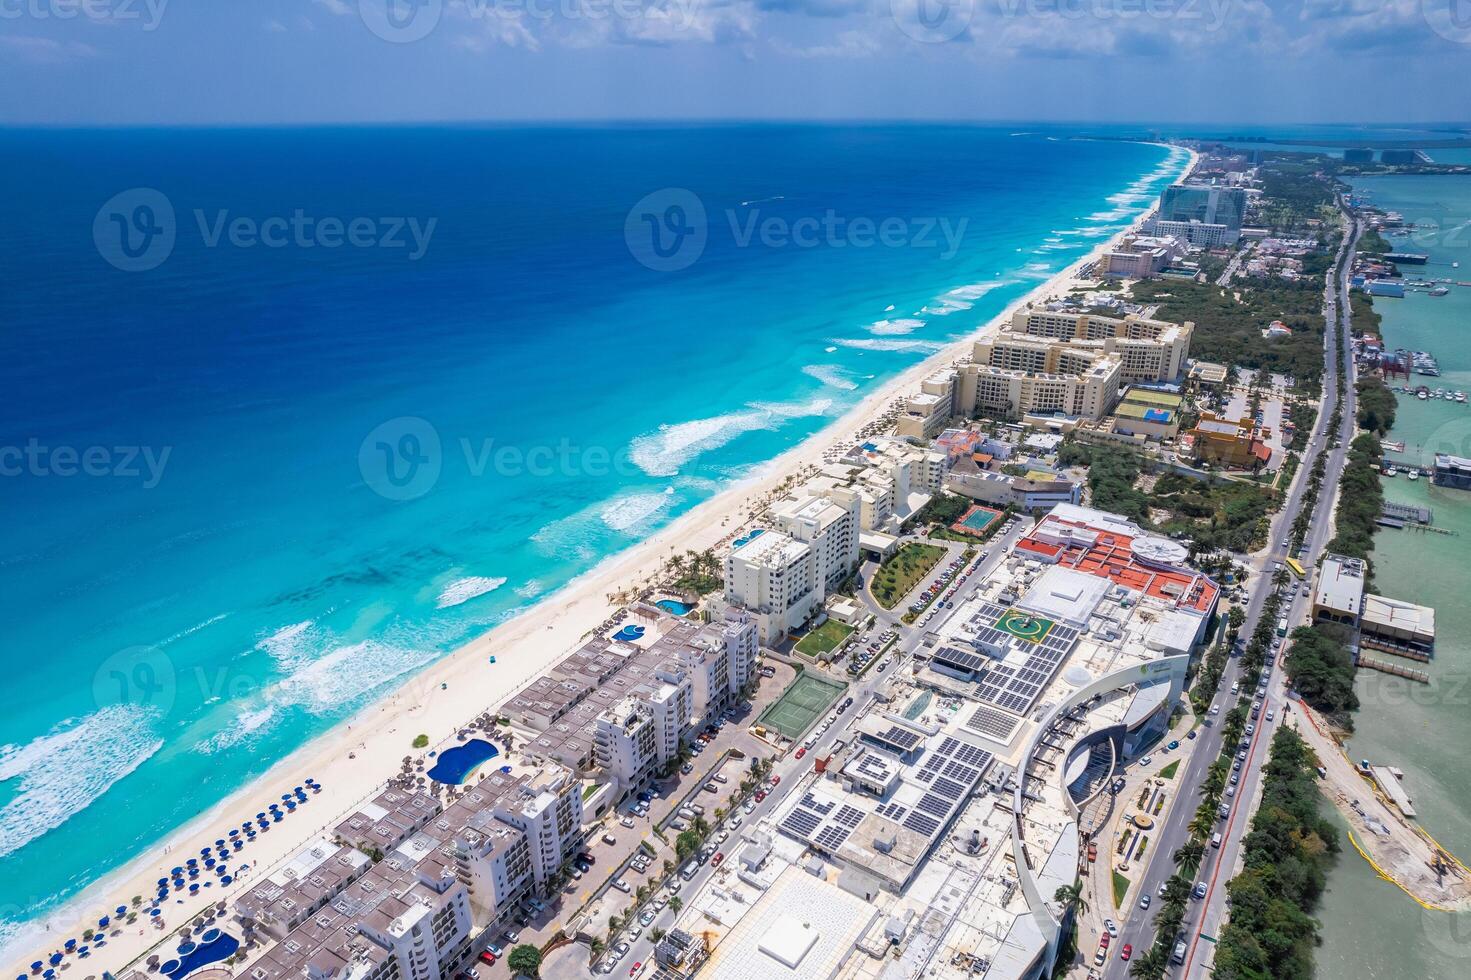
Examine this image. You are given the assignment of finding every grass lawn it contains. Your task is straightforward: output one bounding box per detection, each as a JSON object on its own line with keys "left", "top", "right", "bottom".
{"left": 794, "top": 619, "right": 854, "bottom": 659}
{"left": 872, "top": 542, "right": 947, "bottom": 610}
{"left": 1112, "top": 871, "right": 1130, "bottom": 908}
{"left": 1159, "top": 760, "right": 1180, "bottom": 780}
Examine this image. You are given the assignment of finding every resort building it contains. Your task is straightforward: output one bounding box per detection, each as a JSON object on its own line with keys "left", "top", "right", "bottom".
{"left": 944, "top": 457, "right": 1082, "bottom": 512}
{"left": 1096, "top": 234, "right": 1187, "bottom": 279}
{"left": 722, "top": 530, "right": 826, "bottom": 643}
{"left": 1150, "top": 183, "right": 1246, "bottom": 245}
{"left": 895, "top": 369, "right": 958, "bottom": 441}
{"left": 1313, "top": 554, "right": 1436, "bottom": 656}
{"left": 1185, "top": 411, "right": 1273, "bottom": 469}
{"left": 233, "top": 837, "right": 374, "bottom": 941}
{"left": 956, "top": 338, "right": 1122, "bottom": 422}
{"left": 771, "top": 490, "right": 860, "bottom": 592}
{"left": 1001, "top": 309, "right": 1193, "bottom": 383}
{"left": 1147, "top": 218, "right": 1237, "bottom": 248}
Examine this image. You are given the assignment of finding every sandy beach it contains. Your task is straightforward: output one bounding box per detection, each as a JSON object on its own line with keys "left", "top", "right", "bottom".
{"left": 1, "top": 144, "right": 1194, "bottom": 980}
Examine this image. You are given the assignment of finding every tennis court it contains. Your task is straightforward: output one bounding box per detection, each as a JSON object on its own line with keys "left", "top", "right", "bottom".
{"left": 758, "top": 672, "right": 846, "bottom": 739}
{"left": 952, "top": 504, "right": 1004, "bottom": 537}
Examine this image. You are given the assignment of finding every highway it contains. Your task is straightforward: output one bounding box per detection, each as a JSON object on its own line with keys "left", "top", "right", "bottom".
{"left": 1102, "top": 204, "right": 1361, "bottom": 979}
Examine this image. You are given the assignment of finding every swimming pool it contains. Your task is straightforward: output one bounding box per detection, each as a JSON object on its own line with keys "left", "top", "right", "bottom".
{"left": 613, "top": 624, "right": 647, "bottom": 642}
{"left": 732, "top": 528, "right": 766, "bottom": 549}
{"left": 655, "top": 599, "right": 694, "bottom": 616}
{"left": 426, "top": 738, "right": 500, "bottom": 785}
{"left": 161, "top": 930, "right": 239, "bottom": 980}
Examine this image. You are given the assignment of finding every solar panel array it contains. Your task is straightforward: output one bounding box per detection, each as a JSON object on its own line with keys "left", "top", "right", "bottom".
{"left": 933, "top": 646, "right": 988, "bottom": 675}
{"left": 972, "top": 608, "right": 1080, "bottom": 714}
{"left": 778, "top": 792, "right": 869, "bottom": 855}
{"left": 965, "top": 703, "right": 1021, "bottom": 742}
{"left": 871, "top": 723, "right": 924, "bottom": 754}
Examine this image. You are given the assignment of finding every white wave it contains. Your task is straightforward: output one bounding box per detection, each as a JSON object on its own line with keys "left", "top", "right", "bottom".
{"left": 196, "top": 705, "right": 277, "bottom": 755}
{"left": 0, "top": 706, "right": 162, "bottom": 859}
{"left": 884, "top": 304, "right": 895, "bottom": 311}
{"left": 257, "top": 620, "right": 316, "bottom": 667}
{"left": 922, "top": 280, "right": 1010, "bottom": 315}
{"left": 824, "top": 346, "right": 837, "bottom": 353}
{"left": 599, "top": 490, "right": 674, "bottom": 533}
{"left": 515, "top": 579, "right": 545, "bottom": 599}
{"left": 436, "top": 575, "right": 508, "bottom": 609}
{"left": 271, "top": 637, "right": 440, "bottom": 716}
{"left": 629, "top": 399, "right": 831, "bottom": 477}
{"left": 802, "top": 364, "right": 859, "bottom": 391}
{"left": 828, "top": 337, "right": 946, "bottom": 354}
{"left": 866, "top": 318, "right": 926, "bottom": 336}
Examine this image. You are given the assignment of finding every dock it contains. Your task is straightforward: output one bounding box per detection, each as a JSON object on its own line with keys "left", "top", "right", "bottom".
{"left": 1356, "top": 654, "right": 1431, "bottom": 682}
{"left": 1369, "top": 765, "right": 1418, "bottom": 818}
{"left": 1382, "top": 501, "right": 1433, "bottom": 525}
{"left": 1360, "top": 635, "right": 1433, "bottom": 662}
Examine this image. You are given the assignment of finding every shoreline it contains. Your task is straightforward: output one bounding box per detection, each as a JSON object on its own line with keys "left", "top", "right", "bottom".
{"left": 1, "top": 142, "right": 1195, "bottom": 975}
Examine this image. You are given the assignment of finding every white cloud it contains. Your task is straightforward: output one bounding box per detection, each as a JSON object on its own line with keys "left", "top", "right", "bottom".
{"left": 313, "top": 0, "right": 353, "bottom": 15}
{"left": 0, "top": 36, "right": 99, "bottom": 64}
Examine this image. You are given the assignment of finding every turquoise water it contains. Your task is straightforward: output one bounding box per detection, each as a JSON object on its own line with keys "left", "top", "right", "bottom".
{"left": 0, "top": 125, "right": 1188, "bottom": 953}
{"left": 655, "top": 599, "right": 694, "bottom": 616}
{"left": 1315, "top": 174, "right": 1471, "bottom": 980}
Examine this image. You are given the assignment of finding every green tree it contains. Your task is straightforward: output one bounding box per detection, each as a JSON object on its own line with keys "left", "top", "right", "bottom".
{"left": 668, "top": 896, "right": 683, "bottom": 914}
{"left": 675, "top": 830, "right": 701, "bottom": 860}
{"left": 412, "top": 734, "right": 429, "bottom": 749}
{"left": 506, "top": 944, "right": 542, "bottom": 978}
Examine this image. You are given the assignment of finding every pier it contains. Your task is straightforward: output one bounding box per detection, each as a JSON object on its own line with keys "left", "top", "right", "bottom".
{"left": 1360, "top": 635, "right": 1434, "bottom": 663}
{"left": 1356, "top": 654, "right": 1431, "bottom": 682}
{"left": 1369, "top": 765, "right": 1418, "bottom": 819}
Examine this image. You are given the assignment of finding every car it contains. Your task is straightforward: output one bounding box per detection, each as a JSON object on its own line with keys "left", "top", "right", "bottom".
{"left": 1210, "top": 704, "right": 1221, "bottom": 715}
{"left": 1194, "top": 881, "right": 1208, "bottom": 899}
{"left": 612, "top": 877, "right": 631, "bottom": 892}
{"left": 680, "top": 763, "right": 693, "bottom": 774}
{"left": 1139, "top": 755, "right": 1153, "bottom": 767}
{"left": 1266, "top": 709, "right": 1276, "bottom": 722}
{"left": 629, "top": 964, "right": 642, "bottom": 978}
{"left": 1187, "top": 729, "right": 1197, "bottom": 740}
{"left": 602, "top": 833, "right": 617, "bottom": 845}
{"left": 614, "top": 942, "right": 630, "bottom": 956}
{"left": 1226, "top": 785, "right": 1236, "bottom": 798}
{"left": 771, "top": 775, "right": 781, "bottom": 786}
{"left": 1104, "top": 919, "right": 1118, "bottom": 937}
{"left": 743, "top": 801, "right": 755, "bottom": 814}
{"left": 836, "top": 702, "right": 847, "bottom": 715}
{"left": 1167, "top": 740, "right": 1179, "bottom": 751}
{"left": 601, "top": 964, "right": 615, "bottom": 975}
{"left": 1121, "top": 944, "right": 1133, "bottom": 962}
{"left": 571, "top": 868, "right": 584, "bottom": 879}
{"left": 621, "top": 816, "right": 636, "bottom": 828}
{"left": 640, "top": 909, "right": 656, "bottom": 926}
{"left": 1237, "top": 748, "right": 1248, "bottom": 761}
{"left": 716, "top": 829, "right": 729, "bottom": 843}
{"left": 794, "top": 747, "right": 806, "bottom": 759}
{"left": 1099, "top": 933, "right": 1110, "bottom": 948}
{"left": 477, "top": 952, "right": 496, "bottom": 966}
{"left": 754, "top": 790, "right": 766, "bottom": 803}
{"left": 1138, "top": 894, "right": 1151, "bottom": 910}
{"left": 1245, "top": 724, "right": 1256, "bottom": 736}
{"left": 1231, "top": 773, "right": 1240, "bottom": 785}
{"left": 712, "top": 851, "right": 724, "bottom": 866}
{"left": 1232, "top": 759, "right": 1242, "bottom": 772}
{"left": 503, "top": 930, "right": 520, "bottom": 944}
{"left": 637, "top": 791, "right": 652, "bottom": 803}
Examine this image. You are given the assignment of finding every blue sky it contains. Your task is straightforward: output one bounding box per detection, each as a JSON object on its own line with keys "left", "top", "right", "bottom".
{"left": 1, "top": 0, "right": 1469, "bottom": 124}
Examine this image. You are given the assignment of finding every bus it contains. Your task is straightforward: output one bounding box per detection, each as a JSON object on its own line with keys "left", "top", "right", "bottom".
{"left": 1276, "top": 617, "right": 1289, "bottom": 638}
{"left": 1285, "top": 557, "right": 1306, "bottom": 578}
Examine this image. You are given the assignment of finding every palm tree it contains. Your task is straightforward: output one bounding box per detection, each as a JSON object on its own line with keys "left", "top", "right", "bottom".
{"left": 1129, "top": 943, "right": 1169, "bottom": 980}
{"left": 1053, "top": 882, "right": 1088, "bottom": 917}
{"left": 668, "top": 896, "right": 683, "bottom": 914}
{"left": 662, "top": 859, "right": 675, "bottom": 878}
{"left": 589, "top": 937, "right": 605, "bottom": 958}
{"left": 650, "top": 928, "right": 667, "bottom": 943}
{"left": 1173, "top": 840, "right": 1206, "bottom": 879}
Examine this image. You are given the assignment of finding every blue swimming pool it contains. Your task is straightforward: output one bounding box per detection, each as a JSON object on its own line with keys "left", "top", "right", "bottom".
{"left": 161, "top": 930, "right": 238, "bottom": 979}
{"left": 426, "top": 739, "right": 500, "bottom": 785}
{"left": 613, "top": 624, "right": 647, "bottom": 642}
{"left": 655, "top": 599, "right": 694, "bottom": 616}
{"left": 732, "top": 528, "right": 766, "bottom": 549}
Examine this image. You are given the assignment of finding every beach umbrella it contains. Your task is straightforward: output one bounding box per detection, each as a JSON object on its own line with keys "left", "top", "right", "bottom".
{"left": 172, "top": 866, "right": 183, "bottom": 875}
{"left": 31, "top": 961, "right": 42, "bottom": 972}
{"left": 62, "top": 942, "right": 74, "bottom": 953}
{"left": 220, "top": 876, "right": 233, "bottom": 885}
{"left": 116, "top": 906, "right": 127, "bottom": 916}
{"left": 150, "top": 910, "right": 161, "bottom": 918}
{"left": 98, "top": 917, "right": 109, "bottom": 928}
{"left": 200, "top": 847, "right": 210, "bottom": 855}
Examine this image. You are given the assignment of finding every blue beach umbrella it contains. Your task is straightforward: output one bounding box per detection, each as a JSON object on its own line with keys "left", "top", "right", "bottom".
{"left": 31, "top": 961, "right": 42, "bottom": 972}
{"left": 221, "top": 876, "right": 233, "bottom": 885}
{"left": 117, "top": 906, "right": 127, "bottom": 915}
{"left": 62, "top": 943, "right": 74, "bottom": 953}
{"left": 99, "top": 917, "right": 109, "bottom": 928}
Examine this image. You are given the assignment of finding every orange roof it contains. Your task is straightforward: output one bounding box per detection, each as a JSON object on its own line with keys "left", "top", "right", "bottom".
{"left": 1018, "top": 516, "right": 1218, "bottom": 614}
{"left": 1251, "top": 442, "right": 1272, "bottom": 463}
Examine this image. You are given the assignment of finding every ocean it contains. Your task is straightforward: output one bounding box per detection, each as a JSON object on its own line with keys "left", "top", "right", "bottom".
{"left": 0, "top": 124, "right": 1187, "bottom": 948}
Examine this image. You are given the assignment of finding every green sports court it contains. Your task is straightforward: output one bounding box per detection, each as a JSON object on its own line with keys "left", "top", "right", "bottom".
{"left": 758, "top": 672, "right": 846, "bottom": 739}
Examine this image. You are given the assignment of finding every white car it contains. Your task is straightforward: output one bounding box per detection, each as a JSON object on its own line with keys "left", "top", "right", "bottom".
{"left": 1140, "top": 755, "right": 1153, "bottom": 767}
{"left": 621, "top": 816, "right": 636, "bottom": 828}
{"left": 612, "top": 879, "right": 631, "bottom": 893}
{"left": 1104, "top": 919, "right": 1118, "bottom": 937}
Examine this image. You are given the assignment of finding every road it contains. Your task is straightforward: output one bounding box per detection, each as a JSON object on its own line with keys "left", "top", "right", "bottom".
{"left": 1101, "top": 204, "right": 1361, "bottom": 978}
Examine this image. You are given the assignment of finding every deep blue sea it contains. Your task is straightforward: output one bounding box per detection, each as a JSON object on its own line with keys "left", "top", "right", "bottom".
{"left": 0, "top": 124, "right": 1186, "bottom": 947}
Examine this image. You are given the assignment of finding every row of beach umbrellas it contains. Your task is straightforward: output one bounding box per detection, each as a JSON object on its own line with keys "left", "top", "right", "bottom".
{"left": 23, "top": 780, "right": 322, "bottom": 979}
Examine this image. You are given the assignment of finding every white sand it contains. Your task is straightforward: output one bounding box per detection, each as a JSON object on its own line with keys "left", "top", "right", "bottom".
{"left": 2, "top": 145, "right": 1194, "bottom": 979}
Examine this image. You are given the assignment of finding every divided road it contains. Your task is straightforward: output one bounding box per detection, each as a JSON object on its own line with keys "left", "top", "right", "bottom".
{"left": 1102, "top": 207, "right": 1361, "bottom": 979}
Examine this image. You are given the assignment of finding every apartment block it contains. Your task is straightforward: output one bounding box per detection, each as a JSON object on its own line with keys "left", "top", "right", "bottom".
{"left": 1004, "top": 309, "right": 1192, "bottom": 382}
{"left": 895, "top": 369, "right": 957, "bottom": 441}
{"left": 722, "top": 530, "right": 823, "bottom": 642}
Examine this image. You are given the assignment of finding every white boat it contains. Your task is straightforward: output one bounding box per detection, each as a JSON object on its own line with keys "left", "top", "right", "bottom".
{"left": 1458, "top": 392, "right": 1467, "bottom": 403}
{"left": 1383, "top": 466, "right": 1396, "bottom": 478}
{"left": 1430, "top": 286, "right": 1449, "bottom": 297}
{"left": 1418, "top": 389, "right": 1429, "bottom": 401}
{"left": 1409, "top": 470, "right": 1421, "bottom": 481}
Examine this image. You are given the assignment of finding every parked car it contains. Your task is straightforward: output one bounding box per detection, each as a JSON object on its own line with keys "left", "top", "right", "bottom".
{"left": 712, "top": 851, "right": 724, "bottom": 866}
{"left": 1120, "top": 944, "right": 1133, "bottom": 962}
{"left": 602, "top": 833, "right": 617, "bottom": 845}
{"left": 794, "top": 747, "right": 806, "bottom": 759}
{"left": 477, "top": 952, "right": 496, "bottom": 966}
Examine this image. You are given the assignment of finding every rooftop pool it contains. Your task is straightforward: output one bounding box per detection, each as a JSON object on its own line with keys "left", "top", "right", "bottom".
{"left": 655, "top": 598, "right": 694, "bottom": 616}
{"left": 160, "top": 930, "right": 239, "bottom": 980}
{"left": 426, "top": 738, "right": 500, "bottom": 785}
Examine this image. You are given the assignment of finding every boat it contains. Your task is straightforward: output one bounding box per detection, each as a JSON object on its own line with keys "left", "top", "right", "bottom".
{"left": 1383, "top": 465, "right": 1396, "bottom": 478}
{"left": 1430, "top": 285, "right": 1450, "bottom": 297}
{"left": 1418, "top": 389, "right": 1430, "bottom": 400}
{"left": 1409, "top": 470, "right": 1420, "bottom": 481}
{"left": 1435, "top": 388, "right": 1446, "bottom": 399}
{"left": 1458, "top": 392, "right": 1467, "bottom": 404}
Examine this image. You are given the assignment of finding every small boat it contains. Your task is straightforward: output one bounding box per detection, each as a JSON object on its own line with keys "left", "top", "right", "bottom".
{"left": 1409, "top": 470, "right": 1420, "bottom": 481}
{"left": 1383, "top": 466, "right": 1396, "bottom": 478}
{"left": 1418, "top": 389, "right": 1430, "bottom": 400}
{"left": 1435, "top": 388, "right": 1446, "bottom": 399}
{"left": 1458, "top": 392, "right": 1467, "bottom": 403}
{"left": 1430, "top": 286, "right": 1449, "bottom": 297}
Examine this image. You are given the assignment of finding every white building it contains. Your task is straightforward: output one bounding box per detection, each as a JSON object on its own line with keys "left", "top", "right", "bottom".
{"left": 772, "top": 491, "right": 860, "bottom": 591}
{"left": 722, "top": 530, "right": 823, "bottom": 643}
